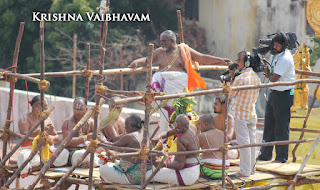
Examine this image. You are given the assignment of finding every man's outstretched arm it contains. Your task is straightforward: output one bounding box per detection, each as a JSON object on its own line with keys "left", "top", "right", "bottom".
{"left": 189, "top": 47, "right": 232, "bottom": 65}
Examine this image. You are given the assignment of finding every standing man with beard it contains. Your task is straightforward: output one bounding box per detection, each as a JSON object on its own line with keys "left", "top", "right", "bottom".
{"left": 129, "top": 30, "right": 232, "bottom": 134}
{"left": 258, "top": 33, "right": 295, "bottom": 163}
{"left": 212, "top": 97, "right": 235, "bottom": 142}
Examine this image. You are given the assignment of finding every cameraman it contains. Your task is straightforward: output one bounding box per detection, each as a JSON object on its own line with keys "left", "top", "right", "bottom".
{"left": 229, "top": 51, "right": 261, "bottom": 177}
{"left": 258, "top": 33, "right": 295, "bottom": 163}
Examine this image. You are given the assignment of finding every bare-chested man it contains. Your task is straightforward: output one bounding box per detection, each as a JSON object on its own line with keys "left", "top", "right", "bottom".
{"left": 100, "top": 114, "right": 154, "bottom": 185}
{"left": 197, "top": 114, "right": 230, "bottom": 179}
{"left": 61, "top": 97, "right": 100, "bottom": 168}
{"left": 213, "top": 97, "right": 235, "bottom": 142}
{"left": 18, "top": 95, "right": 65, "bottom": 178}
{"left": 147, "top": 114, "right": 200, "bottom": 186}
{"left": 128, "top": 30, "right": 232, "bottom": 134}
{"left": 101, "top": 97, "right": 125, "bottom": 142}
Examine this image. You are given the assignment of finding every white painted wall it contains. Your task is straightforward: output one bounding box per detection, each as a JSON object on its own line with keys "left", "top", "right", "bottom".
{"left": 197, "top": 0, "right": 307, "bottom": 60}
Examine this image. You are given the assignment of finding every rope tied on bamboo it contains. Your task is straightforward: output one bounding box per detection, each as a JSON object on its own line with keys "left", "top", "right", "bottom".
{"left": 1, "top": 71, "right": 17, "bottom": 83}
{"left": 220, "top": 82, "right": 232, "bottom": 94}
{"left": 95, "top": 84, "right": 108, "bottom": 95}
{"left": 5, "top": 120, "right": 12, "bottom": 124}
{"left": 39, "top": 110, "right": 51, "bottom": 120}
{"left": 0, "top": 128, "right": 12, "bottom": 142}
{"left": 0, "top": 168, "right": 10, "bottom": 179}
{"left": 40, "top": 178, "right": 52, "bottom": 189}
{"left": 90, "top": 105, "right": 101, "bottom": 118}
{"left": 86, "top": 140, "right": 100, "bottom": 153}
{"left": 38, "top": 131, "right": 53, "bottom": 146}
{"left": 38, "top": 79, "right": 50, "bottom": 90}
{"left": 96, "top": 5, "right": 110, "bottom": 14}
{"left": 219, "top": 142, "right": 230, "bottom": 152}
{"left": 143, "top": 91, "right": 155, "bottom": 104}
{"left": 138, "top": 147, "right": 150, "bottom": 161}
{"left": 82, "top": 69, "right": 93, "bottom": 81}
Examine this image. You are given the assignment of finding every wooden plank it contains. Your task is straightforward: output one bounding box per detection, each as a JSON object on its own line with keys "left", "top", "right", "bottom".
{"left": 231, "top": 160, "right": 320, "bottom": 175}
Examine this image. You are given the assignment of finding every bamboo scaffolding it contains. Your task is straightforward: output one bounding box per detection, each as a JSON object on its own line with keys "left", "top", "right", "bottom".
{"left": 242, "top": 178, "right": 320, "bottom": 190}
{"left": 292, "top": 84, "right": 320, "bottom": 162}
{"left": 85, "top": 43, "right": 91, "bottom": 103}
{"left": 0, "top": 73, "right": 41, "bottom": 84}
{"left": 88, "top": 2, "right": 110, "bottom": 189}
{"left": 72, "top": 34, "right": 77, "bottom": 99}
{"left": 290, "top": 127, "right": 320, "bottom": 133}
{"left": 119, "top": 44, "right": 124, "bottom": 90}
{"left": 2, "top": 22, "right": 25, "bottom": 162}
{"left": 15, "top": 65, "right": 228, "bottom": 79}
{"left": 114, "top": 138, "right": 315, "bottom": 158}
{"left": 4, "top": 127, "right": 54, "bottom": 188}
{"left": 0, "top": 129, "right": 33, "bottom": 141}
{"left": 141, "top": 155, "right": 168, "bottom": 189}
{"left": 113, "top": 79, "right": 320, "bottom": 105}
{"left": 50, "top": 149, "right": 90, "bottom": 190}
{"left": 140, "top": 43, "right": 154, "bottom": 189}
{"left": 0, "top": 106, "right": 55, "bottom": 168}
{"left": 177, "top": 10, "right": 184, "bottom": 43}
{"left": 39, "top": 21, "right": 46, "bottom": 167}
{"left": 26, "top": 98, "right": 105, "bottom": 190}
{"left": 287, "top": 132, "right": 320, "bottom": 190}
{"left": 295, "top": 69, "right": 320, "bottom": 78}
{"left": 222, "top": 93, "right": 229, "bottom": 189}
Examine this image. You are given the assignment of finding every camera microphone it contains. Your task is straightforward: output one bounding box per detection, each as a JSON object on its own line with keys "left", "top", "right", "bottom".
{"left": 222, "top": 63, "right": 238, "bottom": 75}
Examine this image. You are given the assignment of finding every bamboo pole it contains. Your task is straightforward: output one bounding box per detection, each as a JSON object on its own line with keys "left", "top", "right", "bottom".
{"left": 119, "top": 44, "right": 124, "bottom": 90}
{"left": 26, "top": 99, "right": 105, "bottom": 190}
{"left": 72, "top": 34, "right": 77, "bottom": 99}
{"left": 290, "top": 127, "right": 320, "bottom": 133}
{"left": 140, "top": 43, "right": 154, "bottom": 189}
{"left": 88, "top": 1, "right": 109, "bottom": 189}
{"left": 292, "top": 84, "right": 319, "bottom": 162}
{"left": 98, "top": 142, "right": 161, "bottom": 154}
{"left": 4, "top": 127, "right": 54, "bottom": 188}
{"left": 0, "top": 73, "right": 41, "bottom": 84}
{"left": 85, "top": 43, "right": 91, "bottom": 103}
{"left": 113, "top": 79, "right": 320, "bottom": 105}
{"left": 177, "top": 10, "right": 184, "bottom": 43}
{"left": 287, "top": 133, "right": 320, "bottom": 190}
{"left": 0, "top": 106, "right": 54, "bottom": 167}
{"left": 222, "top": 93, "right": 229, "bottom": 189}
{"left": 0, "top": 129, "right": 32, "bottom": 141}
{"left": 114, "top": 138, "right": 315, "bottom": 158}
{"left": 50, "top": 149, "right": 90, "bottom": 190}
{"left": 2, "top": 22, "right": 24, "bottom": 161}
{"left": 242, "top": 179, "right": 320, "bottom": 190}
{"left": 295, "top": 69, "right": 320, "bottom": 78}
{"left": 141, "top": 155, "right": 167, "bottom": 189}
{"left": 18, "top": 65, "right": 228, "bottom": 78}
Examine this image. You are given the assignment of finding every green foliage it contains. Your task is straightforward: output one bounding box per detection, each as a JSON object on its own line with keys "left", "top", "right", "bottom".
{"left": 310, "top": 36, "right": 320, "bottom": 66}
{"left": 1, "top": 0, "right": 181, "bottom": 98}
{"left": 170, "top": 97, "right": 196, "bottom": 122}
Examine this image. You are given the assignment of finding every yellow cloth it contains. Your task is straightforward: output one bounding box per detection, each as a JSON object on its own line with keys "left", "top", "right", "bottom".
{"left": 31, "top": 135, "right": 50, "bottom": 163}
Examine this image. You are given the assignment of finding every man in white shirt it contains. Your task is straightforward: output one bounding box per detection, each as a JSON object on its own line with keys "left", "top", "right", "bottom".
{"left": 259, "top": 33, "right": 295, "bottom": 163}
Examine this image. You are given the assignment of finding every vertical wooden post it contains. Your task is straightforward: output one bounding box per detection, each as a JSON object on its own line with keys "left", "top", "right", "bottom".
{"left": 39, "top": 21, "right": 46, "bottom": 167}
{"left": 72, "top": 34, "right": 77, "bottom": 99}
{"left": 288, "top": 132, "right": 320, "bottom": 190}
{"left": 2, "top": 22, "right": 24, "bottom": 160}
{"left": 222, "top": 93, "right": 229, "bottom": 189}
{"left": 177, "top": 10, "right": 184, "bottom": 44}
{"left": 88, "top": 1, "right": 109, "bottom": 189}
{"left": 140, "top": 43, "right": 154, "bottom": 189}
{"left": 85, "top": 43, "right": 91, "bottom": 103}
{"left": 292, "top": 84, "right": 319, "bottom": 162}
{"left": 119, "top": 44, "right": 124, "bottom": 91}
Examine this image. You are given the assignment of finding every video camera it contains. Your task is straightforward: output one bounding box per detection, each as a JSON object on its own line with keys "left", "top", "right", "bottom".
{"left": 253, "top": 32, "right": 298, "bottom": 55}
{"left": 220, "top": 32, "right": 298, "bottom": 83}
